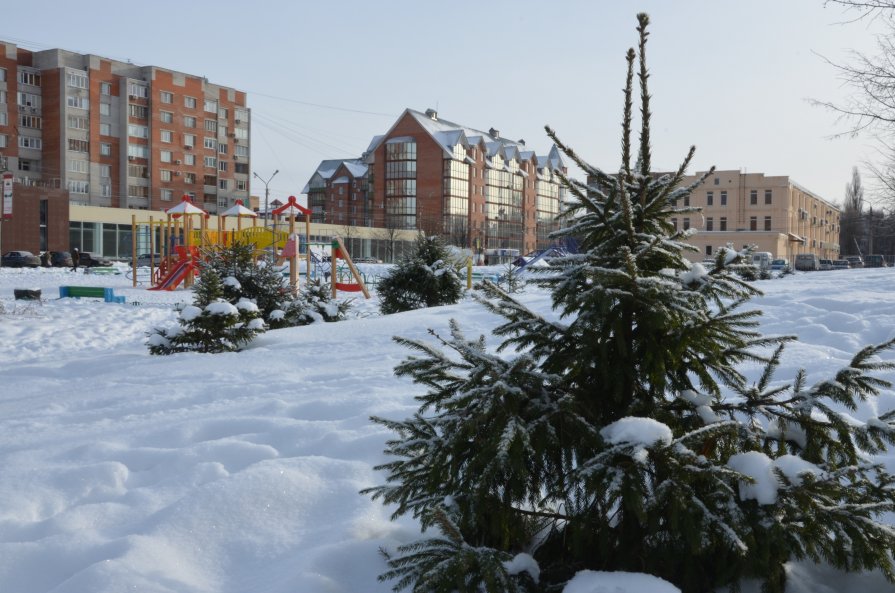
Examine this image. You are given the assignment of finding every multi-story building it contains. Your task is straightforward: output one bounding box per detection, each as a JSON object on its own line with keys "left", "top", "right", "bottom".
{"left": 0, "top": 40, "right": 250, "bottom": 216}
{"left": 303, "top": 108, "right": 567, "bottom": 261}
{"left": 676, "top": 170, "right": 840, "bottom": 263}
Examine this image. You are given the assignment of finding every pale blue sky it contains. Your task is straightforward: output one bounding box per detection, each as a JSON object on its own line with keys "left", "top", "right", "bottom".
{"left": 2, "top": 0, "right": 883, "bottom": 205}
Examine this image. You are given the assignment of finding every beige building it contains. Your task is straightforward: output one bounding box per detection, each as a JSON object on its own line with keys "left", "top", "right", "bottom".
{"left": 675, "top": 170, "right": 840, "bottom": 263}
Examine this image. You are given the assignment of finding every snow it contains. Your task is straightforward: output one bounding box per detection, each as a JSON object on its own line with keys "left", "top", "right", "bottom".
{"left": 601, "top": 417, "right": 674, "bottom": 447}
{"left": 2, "top": 265, "right": 895, "bottom": 592}
{"left": 504, "top": 552, "right": 540, "bottom": 583}
{"left": 727, "top": 451, "right": 779, "bottom": 504}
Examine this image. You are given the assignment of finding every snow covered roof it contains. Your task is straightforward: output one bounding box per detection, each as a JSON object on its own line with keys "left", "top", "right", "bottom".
{"left": 301, "top": 158, "right": 367, "bottom": 193}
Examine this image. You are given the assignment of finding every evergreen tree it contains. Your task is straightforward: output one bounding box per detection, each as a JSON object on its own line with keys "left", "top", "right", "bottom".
{"left": 202, "top": 242, "right": 290, "bottom": 319}
{"left": 377, "top": 234, "right": 464, "bottom": 315}
{"left": 268, "top": 278, "right": 352, "bottom": 328}
{"left": 365, "top": 14, "right": 895, "bottom": 593}
{"left": 147, "top": 266, "right": 266, "bottom": 354}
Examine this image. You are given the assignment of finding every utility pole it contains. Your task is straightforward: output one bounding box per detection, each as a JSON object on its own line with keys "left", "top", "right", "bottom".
{"left": 253, "top": 169, "right": 279, "bottom": 259}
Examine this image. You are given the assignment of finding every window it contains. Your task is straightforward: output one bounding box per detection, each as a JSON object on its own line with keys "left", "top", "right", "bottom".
{"left": 185, "top": 96, "right": 197, "bottom": 109}
{"left": 237, "top": 179, "right": 247, "bottom": 191}
{"left": 235, "top": 163, "right": 249, "bottom": 174}
{"left": 100, "top": 165, "right": 111, "bottom": 178}
{"left": 683, "top": 195, "right": 690, "bottom": 207}
{"left": 160, "top": 111, "right": 173, "bottom": 124}
{"left": 18, "top": 70, "right": 41, "bottom": 86}
{"left": 127, "top": 83, "right": 148, "bottom": 98}
{"left": 67, "top": 138, "right": 89, "bottom": 152}
{"left": 713, "top": 177, "right": 719, "bottom": 185}
{"left": 706, "top": 217, "right": 713, "bottom": 231}
{"left": 204, "top": 156, "right": 217, "bottom": 168}
{"left": 161, "top": 130, "right": 173, "bottom": 143}
{"left": 184, "top": 115, "right": 197, "bottom": 128}
{"left": 69, "top": 159, "right": 88, "bottom": 174}
{"left": 204, "top": 174, "right": 217, "bottom": 186}
{"left": 234, "top": 127, "right": 248, "bottom": 140}
{"left": 235, "top": 108, "right": 248, "bottom": 122}
{"left": 19, "top": 115, "right": 41, "bottom": 129}
{"left": 720, "top": 191, "right": 727, "bottom": 206}
{"left": 218, "top": 107, "right": 229, "bottom": 119}
{"left": 204, "top": 119, "right": 217, "bottom": 132}
{"left": 129, "top": 104, "right": 148, "bottom": 119}
{"left": 100, "top": 102, "right": 111, "bottom": 116}
{"left": 67, "top": 71, "right": 88, "bottom": 89}
{"left": 184, "top": 173, "right": 196, "bottom": 184}
{"left": 764, "top": 216, "right": 772, "bottom": 231}
{"left": 204, "top": 137, "right": 217, "bottom": 150}
{"left": 101, "top": 184, "right": 111, "bottom": 197}
{"left": 750, "top": 190, "right": 757, "bottom": 205}
{"left": 19, "top": 136, "right": 42, "bottom": 149}
{"left": 100, "top": 143, "right": 112, "bottom": 156}
{"left": 750, "top": 216, "right": 757, "bottom": 231}
{"left": 218, "top": 143, "right": 228, "bottom": 155}
{"left": 219, "top": 161, "right": 228, "bottom": 172}
{"left": 219, "top": 179, "right": 229, "bottom": 190}
{"left": 100, "top": 82, "right": 111, "bottom": 95}
{"left": 67, "top": 95, "right": 89, "bottom": 109}
{"left": 720, "top": 217, "right": 727, "bottom": 231}
{"left": 17, "top": 91, "right": 40, "bottom": 108}
{"left": 235, "top": 145, "right": 249, "bottom": 157}
{"left": 160, "top": 150, "right": 172, "bottom": 163}
{"left": 765, "top": 189, "right": 772, "bottom": 204}
{"left": 184, "top": 133, "right": 196, "bottom": 147}
{"left": 128, "top": 164, "right": 148, "bottom": 178}
{"left": 18, "top": 159, "right": 33, "bottom": 172}
{"left": 671, "top": 218, "right": 678, "bottom": 230}
{"left": 127, "top": 144, "right": 149, "bottom": 158}
{"left": 160, "top": 170, "right": 172, "bottom": 182}
{"left": 0, "top": 68, "right": 5, "bottom": 82}
{"left": 99, "top": 123, "right": 111, "bottom": 136}
{"left": 706, "top": 245, "right": 713, "bottom": 255}
{"left": 204, "top": 99, "right": 218, "bottom": 113}
{"left": 0, "top": 90, "right": 6, "bottom": 104}
{"left": 160, "top": 91, "right": 173, "bottom": 104}
{"left": 128, "top": 124, "right": 149, "bottom": 138}
{"left": 683, "top": 218, "right": 690, "bottom": 230}
{"left": 706, "top": 191, "right": 713, "bottom": 206}
{"left": 161, "top": 189, "right": 173, "bottom": 201}
{"left": 67, "top": 180, "right": 89, "bottom": 194}
{"left": 184, "top": 154, "right": 196, "bottom": 166}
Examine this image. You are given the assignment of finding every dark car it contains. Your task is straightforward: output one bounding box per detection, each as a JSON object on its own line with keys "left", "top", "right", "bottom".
{"left": 48, "top": 250, "right": 73, "bottom": 267}
{"left": 77, "top": 251, "right": 113, "bottom": 267}
{"left": 1, "top": 250, "right": 41, "bottom": 268}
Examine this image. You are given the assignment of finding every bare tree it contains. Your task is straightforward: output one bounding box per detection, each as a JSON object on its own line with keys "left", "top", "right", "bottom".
{"left": 841, "top": 166, "right": 867, "bottom": 254}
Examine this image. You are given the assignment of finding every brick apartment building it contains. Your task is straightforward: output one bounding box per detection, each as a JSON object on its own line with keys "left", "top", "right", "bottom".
{"left": 675, "top": 170, "right": 840, "bottom": 263}
{"left": 0, "top": 40, "right": 250, "bottom": 254}
{"left": 303, "top": 108, "right": 567, "bottom": 261}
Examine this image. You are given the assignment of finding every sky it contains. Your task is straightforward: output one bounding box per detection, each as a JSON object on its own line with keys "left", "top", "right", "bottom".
{"left": 2, "top": 264, "right": 895, "bottom": 592}
{"left": 1, "top": 0, "right": 887, "bottom": 206}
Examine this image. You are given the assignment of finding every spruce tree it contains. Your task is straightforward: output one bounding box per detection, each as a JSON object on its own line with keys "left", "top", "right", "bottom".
{"left": 365, "top": 13, "right": 895, "bottom": 593}
{"left": 377, "top": 234, "right": 464, "bottom": 315}
{"left": 268, "top": 278, "right": 352, "bottom": 328}
{"left": 202, "top": 241, "right": 289, "bottom": 319}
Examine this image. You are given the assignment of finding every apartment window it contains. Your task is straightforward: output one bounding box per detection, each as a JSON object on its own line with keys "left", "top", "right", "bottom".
{"left": 184, "top": 133, "right": 196, "bottom": 147}
{"left": 219, "top": 161, "right": 228, "bottom": 172}
{"left": 19, "top": 136, "right": 42, "bottom": 149}
{"left": 719, "top": 217, "right": 727, "bottom": 231}
{"left": 67, "top": 72, "right": 88, "bottom": 89}
{"left": 67, "top": 138, "right": 88, "bottom": 152}
{"left": 765, "top": 189, "right": 772, "bottom": 204}
{"left": 683, "top": 195, "right": 690, "bottom": 207}
{"left": 127, "top": 83, "right": 148, "bottom": 98}
{"left": 160, "top": 91, "right": 173, "bottom": 104}
{"left": 127, "top": 144, "right": 149, "bottom": 158}
{"left": 764, "top": 216, "right": 772, "bottom": 231}
{"left": 204, "top": 119, "right": 217, "bottom": 132}
{"left": 100, "top": 143, "right": 112, "bottom": 156}
{"left": 128, "top": 164, "right": 148, "bottom": 178}
{"left": 184, "top": 154, "right": 196, "bottom": 166}
{"left": 706, "top": 191, "right": 713, "bottom": 206}
{"left": 100, "top": 103, "right": 111, "bottom": 116}
{"left": 18, "top": 159, "right": 33, "bottom": 172}
{"left": 683, "top": 218, "right": 690, "bottom": 230}
{"left": 100, "top": 184, "right": 111, "bottom": 197}
{"left": 0, "top": 68, "right": 5, "bottom": 82}
{"left": 67, "top": 180, "right": 89, "bottom": 194}
{"left": 17, "top": 91, "right": 40, "bottom": 108}
{"left": 234, "top": 127, "right": 248, "bottom": 140}
{"left": 671, "top": 218, "right": 678, "bottom": 230}
{"left": 19, "top": 115, "right": 41, "bottom": 129}
{"left": 706, "top": 217, "right": 713, "bottom": 231}
{"left": 182, "top": 172, "right": 195, "bottom": 184}
{"left": 219, "top": 179, "right": 229, "bottom": 190}
{"left": 185, "top": 97, "right": 197, "bottom": 110}
{"left": 68, "top": 159, "right": 88, "bottom": 174}
{"left": 160, "top": 111, "right": 174, "bottom": 124}
{"left": 235, "top": 163, "right": 249, "bottom": 174}
{"left": 204, "top": 99, "right": 218, "bottom": 113}
{"left": 235, "top": 108, "right": 248, "bottom": 122}
{"left": 218, "top": 143, "right": 228, "bottom": 155}
{"left": 218, "top": 107, "right": 229, "bottom": 119}
{"left": 237, "top": 179, "right": 247, "bottom": 191}
{"left": 160, "top": 170, "right": 172, "bottom": 182}
{"left": 99, "top": 123, "right": 111, "bottom": 136}
{"left": 750, "top": 216, "right": 757, "bottom": 231}
{"left": 204, "top": 137, "right": 216, "bottom": 150}
{"left": 235, "top": 145, "right": 249, "bottom": 157}
{"left": 750, "top": 190, "right": 757, "bottom": 205}
{"left": 713, "top": 177, "right": 719, "bottom": 186}
{"left": 161, "top": 130, "right": 173, "bottom": 143}
{"left": 18, "top": 71, "right": 41, "bottom": 86}
{"left": 129, "top": 104, "right": 148, "bottom": 119}
{"left": 0, "top": 90, "right": 6, "bottom": 104}
{"left": 100, "top": 82, "right": 111, "bottom": 95}
{"left": 128, "top": 124, "right": 149, "bottom": 138}
{"left": 67, "top": 95, "right": 89, "bottom": 109}
{"left": 204, "top": 156, "right": 217, "bottom": 168}
{"left": 184, "top": 115, "right": 197, "bottom": 128}
{"left": 720, "top": 191, "right": 727, "bottom": 206}
{"left": 204, "top": 174, "right": 216, "bottom": 186}
{"left": 160, "top": 150, "right": 172, "bottom": 163}
{"left": 100, "top": 165, "right": 111, "bottom": 178}
{"left": 0, "top": 134, "right": 7, "bottom": 148}
{"left": 160, "top": 189, "right": 173, "bottom": 201}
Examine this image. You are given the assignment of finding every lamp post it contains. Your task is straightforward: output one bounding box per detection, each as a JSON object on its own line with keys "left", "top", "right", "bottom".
{"left": 253, "top": 169, "right": 279, "bottom": 259}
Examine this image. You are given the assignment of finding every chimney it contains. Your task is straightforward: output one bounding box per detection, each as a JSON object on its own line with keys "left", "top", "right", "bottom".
{"left": 489, "top": 127, "right": 500, "bottom": 138}
{"left": 425, "top": 108, "right": 438, "bottom": 120}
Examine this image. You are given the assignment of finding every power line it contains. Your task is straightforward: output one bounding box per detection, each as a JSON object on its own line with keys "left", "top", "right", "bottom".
{"left": 247, "top": 91, "right": 397, "bottom": 117}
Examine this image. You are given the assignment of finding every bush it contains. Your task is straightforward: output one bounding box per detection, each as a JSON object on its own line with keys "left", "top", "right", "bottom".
{"left": 377, "top": 234, "right": 464, "bottom": 315}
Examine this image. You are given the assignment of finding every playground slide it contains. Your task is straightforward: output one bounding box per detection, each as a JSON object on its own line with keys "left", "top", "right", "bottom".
{"left": 147, "top": 260, "right": 194, "bottom": 291}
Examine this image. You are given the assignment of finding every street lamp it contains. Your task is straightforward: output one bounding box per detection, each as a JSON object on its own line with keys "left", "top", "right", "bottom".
{"left": 253, "top": 169, "right": 279, "bottom": 258}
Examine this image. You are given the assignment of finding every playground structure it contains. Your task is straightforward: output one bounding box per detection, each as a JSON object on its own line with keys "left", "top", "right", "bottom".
{"left": 130, "top": 194, "right": 368, "bottom": 298}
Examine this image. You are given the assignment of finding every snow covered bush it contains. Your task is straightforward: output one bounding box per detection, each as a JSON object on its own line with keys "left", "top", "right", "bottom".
{"left": 147, "top": 267, "right": 265, "bottom": 354}
{"left": 365, "top": 14, "right": 895, "bottom": 593}
{"left": 202, "top": 241, "right": 290, "bottom": 319}
{"left": 267, "top": 278, "right": 351, "bottom": 328}
{"left": 377, "top": 234, "right": 464, "bottom": 315}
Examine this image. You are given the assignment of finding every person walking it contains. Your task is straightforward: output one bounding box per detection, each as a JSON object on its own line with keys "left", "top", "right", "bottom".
{"left": 72, "top": 248, "right": 80, "bottom": 272}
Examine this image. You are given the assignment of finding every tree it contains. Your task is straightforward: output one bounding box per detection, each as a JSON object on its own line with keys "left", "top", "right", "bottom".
{"left": 202, "top": 241, "right": 289, "bottom": 320}
{"left": 366, "top": 14, "right": 895, "bottom": 593}
{"left": 377, "top": 234, "right": 464, "bottom": 315}
{"left": 841, "top": 166, "right": 867, "bottom": 255}
{"left": 268, "top": 277, "right": 352, "bottom": 328}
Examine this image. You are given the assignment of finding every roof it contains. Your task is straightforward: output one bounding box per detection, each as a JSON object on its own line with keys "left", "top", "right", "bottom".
{"left": 301, "top": 158, "right": 368, "bottom": 193}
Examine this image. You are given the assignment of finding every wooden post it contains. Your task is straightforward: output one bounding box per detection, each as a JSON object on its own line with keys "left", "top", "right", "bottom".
{"left": 331, "top": 238, "right": 338, "bottom": 299}
{"left": 305, "top": 216, "right": 311, "bottom": 282}
{"left": 333, "top": 236, "right": 371, "bottom": 299}
{"left": 467, "top": 257, "right": 472, "bottom": 290}
{"left": 289, "top": 214, "right": 297, "bottom": 294}
{"left": 131, "top": 214, "right": 137, "bottom": 288}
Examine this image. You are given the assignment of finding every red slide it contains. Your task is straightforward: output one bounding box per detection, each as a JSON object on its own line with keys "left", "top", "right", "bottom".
{"left": 147, "top": 259, "right": 197, "bottom": 291}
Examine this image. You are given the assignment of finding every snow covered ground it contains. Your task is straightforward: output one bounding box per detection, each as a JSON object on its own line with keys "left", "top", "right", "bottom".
{"left": 1, "top": 265, "right": 894, "bottom": 593}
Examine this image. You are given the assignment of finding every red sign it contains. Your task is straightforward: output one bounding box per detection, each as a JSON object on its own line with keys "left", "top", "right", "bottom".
{"left": 2, "top": 173, "right": 12, "bottom": 219}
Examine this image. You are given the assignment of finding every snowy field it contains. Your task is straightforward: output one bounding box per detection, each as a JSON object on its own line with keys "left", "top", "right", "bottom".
{"left": 1, "top": 265, "right": 895, "bottom": 593}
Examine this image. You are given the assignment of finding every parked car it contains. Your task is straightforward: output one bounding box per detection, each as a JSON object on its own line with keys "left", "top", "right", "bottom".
{"left": 48, "top": 250, "right": 73, "bottom": 267}
{"left": 832, "top": 259, "right": 851, "bottom": 270}
{"left": 1, "top": 250, "right": 41, "bottom": 268}
{"left": 133, "top": 253, "right": 162, "bottom": 267}
{"left": 845, "top": 256, "right": 864, "bottom": 268}
{"left": 770, "top": 258, "right": 790, "bottom": 271}
{"left": 819, "top": 259, "right": 834, "bottom": 271}
{"left": 794, "top": 253, "right": 820, "bottom": 271}
{"left": 77, "top": 251, "right": 113, "bottom": 267}
{"left": 864, "top": 254, "right": 888, "bottom": 268}
{"left": 751, "top": 251, "right": 773, "bottom": 271}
